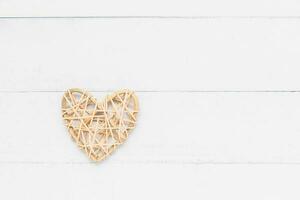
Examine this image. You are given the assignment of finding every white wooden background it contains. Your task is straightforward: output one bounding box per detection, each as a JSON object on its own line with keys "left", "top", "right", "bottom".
{"left": 1, "top": 2, "right": 300, "bottom": 199}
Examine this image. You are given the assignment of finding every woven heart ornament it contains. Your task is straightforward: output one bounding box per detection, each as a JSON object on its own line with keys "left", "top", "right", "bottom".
{"left": 61, "top": 88, "right": 139, "bottom": 162}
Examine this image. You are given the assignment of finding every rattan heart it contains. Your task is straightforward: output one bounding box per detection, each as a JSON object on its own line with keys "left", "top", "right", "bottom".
{"left": 61, "top": 88, "right": 139, "bottom": 162}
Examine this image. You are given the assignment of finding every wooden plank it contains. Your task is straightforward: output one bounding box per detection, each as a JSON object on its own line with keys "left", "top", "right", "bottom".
{"left": 1, "top": 164, "right": 300, "bottom": 200}
{"left": 1, "top": 92, "right": 300, "bottom": 163}
{"left": 1, "top": 0, "right": 300, "bottom": 17}
{"left": 0, "top": 19, "right": 300, "bottom": 91}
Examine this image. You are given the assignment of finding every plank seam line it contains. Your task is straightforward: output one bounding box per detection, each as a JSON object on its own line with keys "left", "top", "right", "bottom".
{"left": 1, "top": 90, "right": 300, "bottom": 93}
{"left": 1, "top": 161, "right": 300, "bottom": 165}
{"left": 1, "top": 16, "right": 300, "bottom": 19}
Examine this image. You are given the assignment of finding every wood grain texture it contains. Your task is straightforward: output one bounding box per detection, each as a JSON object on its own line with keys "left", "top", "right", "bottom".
{"left": 1, "top": 0, "right": 300, "bottom": 17}
{"left": 1, "top": 164, "right": 300, "bottom": 200}
{"left": 1, "top": 19, "right": 300, "bottom": 91}
{"left": 1, "top": 92, "right": 300, "bottom": 163}
{"left": 1, "top": 15, "right": 300, "bottom": 200}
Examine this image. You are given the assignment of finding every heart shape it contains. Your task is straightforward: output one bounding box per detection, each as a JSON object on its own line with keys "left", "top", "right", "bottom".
{"left": 61, "top": 88, "right": 139, "bottom": 162}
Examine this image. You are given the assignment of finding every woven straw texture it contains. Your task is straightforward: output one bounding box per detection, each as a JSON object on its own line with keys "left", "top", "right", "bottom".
{"left": 61, "top": 88, "right": 139, "bottom": 162}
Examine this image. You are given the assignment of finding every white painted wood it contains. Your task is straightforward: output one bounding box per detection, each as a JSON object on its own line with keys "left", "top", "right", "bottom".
{"left": 1, "top": 164, "right": 300, "bottom": 200}
{"left": 1, "top": 92, "right": 300, "bottom": 163}
{"left": 1, "top": 19, "right": 300, "bottom": 91}
{"left": 1, "top": 12, "right": 300, "bottom": 199}
{"left": 1, "top": 0, "right": 300, "bottom": 17}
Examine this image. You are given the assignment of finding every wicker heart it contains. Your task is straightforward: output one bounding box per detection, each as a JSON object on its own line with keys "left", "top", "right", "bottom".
{"left": 61, "top": 88, "right": 139, "bottom": 162}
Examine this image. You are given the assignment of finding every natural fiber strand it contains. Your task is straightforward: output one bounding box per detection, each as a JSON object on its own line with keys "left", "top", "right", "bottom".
{"left": 61, "top": 88, "right": 139, "bottom": 162}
